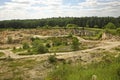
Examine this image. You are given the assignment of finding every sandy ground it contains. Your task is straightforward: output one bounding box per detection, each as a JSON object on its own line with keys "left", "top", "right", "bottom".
{"left": 0, "top": 36, "right": 120, "bottom": 62}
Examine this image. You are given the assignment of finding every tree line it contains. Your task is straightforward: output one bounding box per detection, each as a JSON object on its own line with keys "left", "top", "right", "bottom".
{"left": 0, "top": 16, "right": 120, "bottom": 29}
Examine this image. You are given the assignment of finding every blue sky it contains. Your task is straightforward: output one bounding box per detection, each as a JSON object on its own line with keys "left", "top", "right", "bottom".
{"left": 0, "top": 0, "right": 10, "bottom": 5}
{"left": 0, "top": 0, "right": 120, "bottom": 20}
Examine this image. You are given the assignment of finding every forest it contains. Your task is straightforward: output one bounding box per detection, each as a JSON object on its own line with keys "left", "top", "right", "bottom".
{"left": 0, "top": 16, "right": 120, "bottom": 29}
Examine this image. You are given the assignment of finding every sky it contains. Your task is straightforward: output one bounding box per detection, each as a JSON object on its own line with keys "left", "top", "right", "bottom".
{"left": 0, "top": 0, "right": 120, "bottom": 20}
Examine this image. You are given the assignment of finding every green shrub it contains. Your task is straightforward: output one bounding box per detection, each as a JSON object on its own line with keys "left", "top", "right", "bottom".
{"left": 105, "top": 22, "right": 116, "bottom": 29}
{"left": 104, "top": 29, "right": 116, "bottom": 35}
{"left": 53, "top": 38, "right": 62, "bottom": 46}
{"left": 46, "top": 43, "right": 51, "bottom": 48}
{"left": 117, "top": 68, "right": 120, "bottom": 77}
{"left": 96, "top": 31, "right": 103, "bottom": 39}
{"left": 48, "top": 54, "right": 57, "bottom": 63}
{"left": 31, "top": 39, "right": 48, "bottom": 54}
{"left": 71, "top": 37, "right": 80, "bottom": 51}
{"left": 22, "top": 42, "right": 29, "bottom": 49}
{"left": 66, "top": 24, "right": 78, "bottom": 28}
{"left": 30, "top": 37, "right": 40, "bottom": 42}
{"left": 32, "top": 40, "right": 40, "bottom": 48}
{"left": 35, "top": 44, "right": 48, "bottom": 54}
{"left": 116, "top": 28, "right": 120, "bottom": 36}
{"left": 114, "top": 46, "right": 120, "bottom": 51}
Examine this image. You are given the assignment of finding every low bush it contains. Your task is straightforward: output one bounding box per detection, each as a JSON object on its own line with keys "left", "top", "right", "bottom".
{"left": 35, "top": 44, "right": 48, "bottom": 54}
{"left": 71, "top": 37, "right": 80, "bottom": 51}
{"left": 48, "top": 54, "right": 57, "bottom": 63}
{"left": 22, "top": 42, "right": 30, "bottom": 49}
{"left": 116, "top": 28, "right": 120, "bottom": 36}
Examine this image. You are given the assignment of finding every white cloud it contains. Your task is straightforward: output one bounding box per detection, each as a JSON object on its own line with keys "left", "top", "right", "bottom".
{"left": 0, "top": 0, "right": 120, "bottom": 20}
{"left": 78, "top": 0, "right": 120, "bottom": 15}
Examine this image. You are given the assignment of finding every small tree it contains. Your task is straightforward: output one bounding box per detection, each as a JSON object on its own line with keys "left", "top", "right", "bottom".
{"left": 36, "top": 44, "right": 48, "bottom": 54}
{"left": 23, "top": 42, "right": 29, "bottom": 49}
{"left": 32, "top": 40, "right": 48, "bottom": 54}
{"left": 32, "top": 40, "right": 40, "bottom": 48}
{"left": 105, "top": 22, "right": 116, "bottom": 29}
{"left": 48, "top": 54, "right": 57, "bottom": 63}
{"left": 71, "top": 37, "right": 80, "bottom": 51}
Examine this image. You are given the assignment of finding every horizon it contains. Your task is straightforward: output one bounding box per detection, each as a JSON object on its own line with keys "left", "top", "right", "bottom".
{"left": 0, "top": 0, "right": 120, "bottom": 20}
{"left": 0, "top": 16, "right": 120, "bottom": 21}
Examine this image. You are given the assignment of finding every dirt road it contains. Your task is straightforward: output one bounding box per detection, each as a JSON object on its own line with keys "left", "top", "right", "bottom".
{"left": 0, "top": 40, "right": 120, "bottom": 62}
{"left": 0, "top": 35, "right": 120, "bottom": 62}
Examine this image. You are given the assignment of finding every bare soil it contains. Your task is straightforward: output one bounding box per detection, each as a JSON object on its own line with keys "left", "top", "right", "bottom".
{"left": 0, "top": 29, "right": 120, "bottom": 80}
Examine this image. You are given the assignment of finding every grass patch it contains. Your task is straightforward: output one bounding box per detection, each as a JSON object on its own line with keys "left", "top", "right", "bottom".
{"left": 17, "top": 52, "right": 32, "bottom": 55}
{"left": 20, "top": 36, "right": 80, "bottom": 54}
{"left": 114, "top": 46, "right": 120, "bottom": 51}
{"left": 0, "top": 52, "right": 4, "bottom": 57}
{"left": 46, "top": 56, "right": 120, "bottom": 80}
{"left": 49, "top": 45, "right": 72, "bottom": 53}
{"left": 12, "top": 48, "right": 26, "bottom": 53}
{"left": 8, "top": 59, "right": 36, "bottom": 68}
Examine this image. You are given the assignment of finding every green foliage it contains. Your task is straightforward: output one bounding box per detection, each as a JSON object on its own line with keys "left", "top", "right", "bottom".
{"left": 48, "top": 54, "right": 57, "bottom": 63}
{"left": 52, "top": 39, "right": 62, "bottom": 46}
{"left": 30, "top": 37, "right": 77, "bottom": 54}
{"left": 117, "top": 68, "right": 120, "bottom": 77}
{"left": 35, "top": 43, "right": 48, "bottom": 54}
{"left": 0, "top": 52, "right": 4, "bottom": 57}
{"left": 71, "top": 37, "right": 80, "bottom": 51}
{"left": 0, "top": 17, "right": 120, "bottom": 29}
{"left": 12, "top": 47, "right": 25, "bottom": 53}
{"left": 94, "top": 25, "right": 99, "bottom": 28}
{"left": 114, "top": 46, "right": 120, "bottom": 51}
{"left": 30, "top": 37, "right": 40, "bottom": 42}
{"left": 43, "top": 25, "right": 50, "bottom": 29}
{"left": 46, "top": 56, "right": 120, "bottom": 80}
{"left": 96, "top": 31, "right": 103, "bottom": 39}
{"left": 32, "top": 40, "right": 48, "bottom": 54}
{"left": 66, "top": 24, "right": 78, "bottom": 28}
{"left": 116, "top": 28, "right": 120, "bottom": 36}
{"left": 104, "top": 27, "right": 120, "bottom": 36}
{"left": 86, "top": 24, "right": 89, "bottom": 28}
{"left": 22, "top": 42, "right": 29, "bottom": 49}
{"left": 105, "top": 22, "right": 116, "bottom": 29}
{"left": 67, "top": 33, "right": 73, "bottom": 38}
{"left": 7, "top": 36, "right": 13, "bottom": 44}
{"left": 32, "top": 40, "right": 40, "bottom": 48}
{"left": 46, "top": 43, "right": 51, "bottom": 48}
